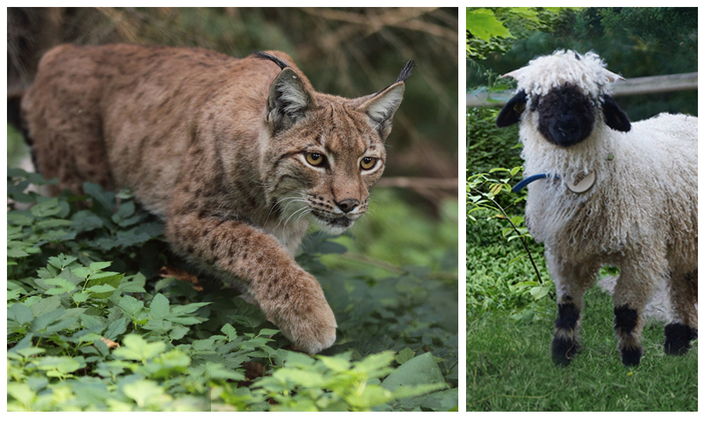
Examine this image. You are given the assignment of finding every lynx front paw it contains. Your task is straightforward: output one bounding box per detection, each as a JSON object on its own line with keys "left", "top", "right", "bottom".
{"left": 284, "top": 303, "right": 337, "bottom": 354}
{"left": 261, "top": 273, "right": 337, "bottom": 354}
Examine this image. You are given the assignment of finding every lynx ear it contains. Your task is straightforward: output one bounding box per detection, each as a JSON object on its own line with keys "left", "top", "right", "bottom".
{"left": 266, "top": 68, "right": 318, "bottom": 135}
{"left": 358, "top": 82, "right": 405, "bottom": 140}
{"left": 357, "top": 60, "right": 413, "bottom": 140}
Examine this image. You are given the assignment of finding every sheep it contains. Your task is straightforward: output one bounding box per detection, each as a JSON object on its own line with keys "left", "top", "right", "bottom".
{"left": 496, "top": 50, "right": 698, "bottom": 366}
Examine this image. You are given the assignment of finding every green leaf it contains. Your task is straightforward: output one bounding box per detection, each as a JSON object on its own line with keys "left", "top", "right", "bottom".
{"left": 258, "top": 328, "right": 280, "bottom": 337}
{"left": 149, "top": 293, "right": 171, "bottom": 320}
{"left": 7, "top": 247, "right": 30, "bottom": 258}
{"left": 7, "top": 212, "right": 35, "bottom": 226}
{"left": 273, "top": 367, "right": 325, "bottom": 388}
{"left": 112, "top": 201, "right": 135, "bottom": 224}
{"left": 317, "top": 354, "right": 351, "bottom": 373}
{"left": 30, "top": 308, "right": 66, "bottom": 331}
{"left": 104, "top": 317, "right": 129, "bottom": 341}
{"left": 170, "top": 302, "right": 211, "bottom": 315}
{"left": 118, "top": 295, "right": 145, "bottom": 319}
{"left": 89, "top": 261, "right": 113, "bottom": 272}
{"left": 122, "top": 379, "right": 168, "bottom": 408}
{"left": 87, "top": 284, "right": 116, "bottom": 294}
{"left": 72, "top": 267, "right": 91, "bottom": 279}
{"left": 381, "top": 352, "right": 446, "bottom": 391}
{"left": 466, "top": 9, "right": 513, "bottom": 41}
{"left": 9, "top": 346, "right": 46, "bottom": 358}
{"left": 87, "top": 273, "right": 123, "bottom": 298}
{"left": 44, "top": 277, "right": 77, "bottom": 293}
{"left": 354, "top": 351, "right": 396, "bottom": 379}
{"left": 33, "top": 355, "right": 82, "bottom": 375}
{"left": 113, "top": 334, "right": 167, "bottom": 362}
{"left": 30, "top": 198, "right": 62, "bottom": 218}
{"left": 343, "top": 384, "right": 393, "bottom": 409}
{"left": 7, "top": 383, "right": 36, "bottom": 408}
{"left": 35, "top": 218, "right": 72, "bottom": 229}
{"left": 83, "top": 182, "right": 115, "bottom": 213}
{"left": 73, "top": 291, "right": 90, "bottom": 303}
{"left": 70, "top": 210, "right": 104, "bottom": 232}
{"left": 144, "top": 319, "right": 173, "bottom": 332}
{"left": 30, "top": 297, "right": 62, "bottom": 317}
{"left": 530, "top": 285, "right": 551, "bottom": 300}
{"left": 395, "top": 348, "right": 416, "bottom": 365}
{"left": 88, "top": 270, "right": 121, "bottom": 280}
{"left": 8, "top": 303, "right": 34, "bottom": 325}
{"left": 220, "top": 323, "right": 238, "bottom": 341}
{"left": 205, "top": 362, "right": 246, "bottom": 381}
{"left": 169, "top": 325, "right": 190, "bottom": 340}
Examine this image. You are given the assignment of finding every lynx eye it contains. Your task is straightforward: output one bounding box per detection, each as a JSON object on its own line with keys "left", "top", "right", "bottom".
{"left": 360, "top": 157, "right": 377, "bottom": 170}
{"left": 305, "top": 152, "right": 325, "bottom": 167}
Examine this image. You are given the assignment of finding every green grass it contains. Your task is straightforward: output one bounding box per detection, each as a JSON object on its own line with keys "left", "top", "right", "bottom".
{"left": 466, "top": 287, "right": 698, "bottom": 411}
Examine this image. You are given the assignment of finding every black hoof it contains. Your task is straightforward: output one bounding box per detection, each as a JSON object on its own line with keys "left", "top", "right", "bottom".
{"left": 664, "top": 323, "right": 698, "bottom": 355}
{"left": 552, "top": 336, "right": 579, "bottom": 366}
{"left": 620, "top": 345, "right": 642, "bottom": 366}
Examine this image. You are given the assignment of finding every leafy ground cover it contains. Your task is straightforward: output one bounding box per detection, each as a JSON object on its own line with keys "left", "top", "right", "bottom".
{"left": 7, "top": 168, "right": 458, "bottom": 411}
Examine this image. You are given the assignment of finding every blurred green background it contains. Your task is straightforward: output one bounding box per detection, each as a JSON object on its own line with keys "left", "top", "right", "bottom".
{"left": 6, "top": 6, "right": 459, "bottom": 271}
{"left": 7, "top": 7, "right": 458, "bottom": 183}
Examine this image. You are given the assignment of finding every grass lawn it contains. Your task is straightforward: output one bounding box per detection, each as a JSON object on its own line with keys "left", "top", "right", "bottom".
{"left": 466, "top": 287, "right": 698, "bottom": 411}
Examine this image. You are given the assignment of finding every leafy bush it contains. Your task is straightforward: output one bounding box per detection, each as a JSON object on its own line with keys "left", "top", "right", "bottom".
{"left": 466, "top": 107, "right": 523, "bottom": 175}
{"left": 7, "top": 168, "right": 457, "bottom": 411}
{"left": 465, "top": 167, "right": 554, "bottom": 320}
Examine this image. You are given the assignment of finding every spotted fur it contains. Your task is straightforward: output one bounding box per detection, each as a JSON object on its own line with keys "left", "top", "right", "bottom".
{"left": 21, "top": 43, "right": 412, "bottom": 353}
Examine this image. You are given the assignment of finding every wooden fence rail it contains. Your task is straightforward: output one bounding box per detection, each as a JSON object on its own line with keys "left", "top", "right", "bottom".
{"left": 466, "top": 72, "right": 698, "bottom": 108}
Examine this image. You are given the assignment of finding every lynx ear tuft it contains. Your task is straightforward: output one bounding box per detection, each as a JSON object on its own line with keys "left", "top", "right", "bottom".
{"left": 358, "top": 59, "right": 413, "bottom": 140}
{"left": 266, "top": 68, "right": 318, "bottom": 135}
{"left": 396, "top": 60, "right": 415, "bottom": 83}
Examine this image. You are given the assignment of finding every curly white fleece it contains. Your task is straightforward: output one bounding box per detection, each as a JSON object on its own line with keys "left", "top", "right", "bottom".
{"left": 509, "top": 50, "right": 618, "bottom": 98}
{"left": 511, "top": 50, "right": 697, "bottom": 325}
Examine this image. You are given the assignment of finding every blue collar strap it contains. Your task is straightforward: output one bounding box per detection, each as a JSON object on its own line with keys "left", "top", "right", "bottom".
{"left": 512, "top": 173, "right": 553, "bottom": 193}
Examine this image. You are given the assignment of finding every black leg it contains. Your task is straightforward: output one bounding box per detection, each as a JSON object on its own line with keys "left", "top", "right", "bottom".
{"left": 552, "top": 302, "right": 581, "bottom": 366}
{"left": 664, "top": 323, "right": 698, "bottom": 355}
{"left": 614, "top": 305, "right": 642, "bottom": 366}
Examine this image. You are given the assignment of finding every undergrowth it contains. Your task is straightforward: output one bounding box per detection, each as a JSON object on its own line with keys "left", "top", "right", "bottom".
{"left": 7, "top": 168, "right": 457, "bottom": 411}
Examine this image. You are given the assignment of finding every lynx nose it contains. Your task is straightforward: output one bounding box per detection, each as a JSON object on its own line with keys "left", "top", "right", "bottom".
{"left": 336, "top": 199, "right": 360, "bottom": 214}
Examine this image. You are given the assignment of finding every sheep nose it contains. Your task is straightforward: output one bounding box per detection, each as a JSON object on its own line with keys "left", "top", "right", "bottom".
{"left": 557, "top": 118, "right": 578, "bottom": 135}
{"left": 336, "top": 198, "right": 360, "bottom": 213}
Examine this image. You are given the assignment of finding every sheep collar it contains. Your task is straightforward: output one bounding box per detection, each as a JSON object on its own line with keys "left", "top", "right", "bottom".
{"left": 512, "top": 170, "right": 596, "bottom": 194}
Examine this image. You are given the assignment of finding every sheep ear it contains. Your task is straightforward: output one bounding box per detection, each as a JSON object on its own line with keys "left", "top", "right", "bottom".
{"left": 496, "top": 91, "right": 527, "bottom": 127}
{"left": 266, "top": 68, "right": 319, "bottom": 135}
{"left": 601, "top": 94, "right": 631, "bottom": 132}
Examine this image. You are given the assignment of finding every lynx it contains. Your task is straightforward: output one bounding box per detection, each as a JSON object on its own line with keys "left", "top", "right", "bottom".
{"left": 21, "top": 43, "right": 413, "bottom": 353}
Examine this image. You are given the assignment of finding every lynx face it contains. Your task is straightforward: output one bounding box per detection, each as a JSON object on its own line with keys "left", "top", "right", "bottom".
{"left": 265, "top": 104, "right": 387, "bottom": 236}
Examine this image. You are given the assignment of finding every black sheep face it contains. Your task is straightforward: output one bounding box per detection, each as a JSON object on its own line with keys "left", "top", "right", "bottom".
{"left": 534, "top": 85, "right": 596, "bottom": 147}
{"left": 496, "top": 83, "right": 631, "bottom": 146}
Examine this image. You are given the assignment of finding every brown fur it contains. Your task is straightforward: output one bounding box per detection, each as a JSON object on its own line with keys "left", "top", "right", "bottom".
{"left": 21, "top": 43, "right": 411, "bottom": 353}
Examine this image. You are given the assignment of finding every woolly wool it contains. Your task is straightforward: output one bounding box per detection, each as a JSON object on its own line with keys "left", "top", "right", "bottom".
{"left": 509, "top": 50, "right": 619, "bottom": 98}
{"left": 500, "top": 49, "right": 698, "bottom": 364}
{"left": 523, "top": 113, "right": 697, "bottom": 273}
